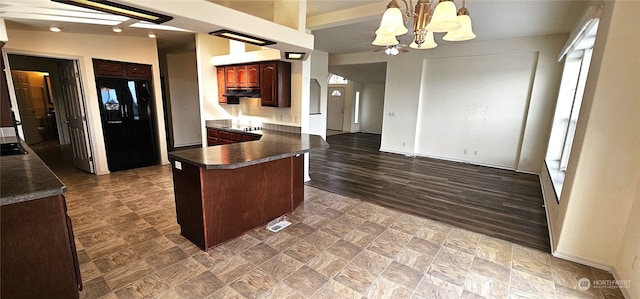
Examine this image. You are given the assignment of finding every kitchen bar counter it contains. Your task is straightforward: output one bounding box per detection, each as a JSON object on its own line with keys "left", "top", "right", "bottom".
{"left": 169, "top": 128, "right": 328, "bottom": 169}
{"left": 0, "top": 138, "right": 66, "bottom": 206}
{"left": 168, "top": 129, "right": 327, "bottom": 250}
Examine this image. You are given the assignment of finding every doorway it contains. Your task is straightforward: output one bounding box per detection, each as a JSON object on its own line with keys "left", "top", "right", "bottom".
{"left": 327, "top": 87, "right": 345, "bottom": 132}
{"left": 7, "top": 54, "right": 95, "bottom": 174}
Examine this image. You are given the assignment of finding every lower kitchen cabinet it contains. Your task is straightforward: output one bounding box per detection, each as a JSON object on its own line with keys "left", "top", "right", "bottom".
{"left": 206, "top": 128, "right": 261, "bottom": 146}
{"left": 1, "top": 195, "right": 82, "bottom": 299}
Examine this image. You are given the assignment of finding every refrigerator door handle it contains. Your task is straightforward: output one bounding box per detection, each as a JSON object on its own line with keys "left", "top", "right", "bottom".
{"left": 124, "top": 105, "right": 128, "bottom": 118}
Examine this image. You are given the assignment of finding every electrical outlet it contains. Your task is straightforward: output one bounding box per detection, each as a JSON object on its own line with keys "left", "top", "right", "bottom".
{"left": 633, "top": 255, "right": 639, "bottom": 271}
{"left": 464, "top": 149, "right": 468, "bottom": 154}
{"left": 474, "top": 150, "right": 478, "bottom": 156}
{"left": 402, "top": 142, "right": 406, "bottom": 147}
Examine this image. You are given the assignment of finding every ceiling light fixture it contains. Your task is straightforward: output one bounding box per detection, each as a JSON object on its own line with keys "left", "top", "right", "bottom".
{"left": 112, "top": 27, "right": 122, "bottom": 33}
{"left": 49, "top": 26, "right": 61, "bottom": 32}
{"left": 209, "top": 30, "right": 276, "bottom": 47}
{"left": 148, "top": 33, "right": 156, "bottom": 38}
{"left": 285, "top": 52, "right": 305, "bottom": 60}
{"left": 373, "top": 0, "right": 476, "bottom": 53}
{"left": 51, "top": 0, "right": 173, "bottom": 24}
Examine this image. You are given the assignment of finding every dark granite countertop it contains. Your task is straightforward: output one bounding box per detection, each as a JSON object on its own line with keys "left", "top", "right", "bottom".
{"left": 0, "top": 139, "right": 66, "bottom": 206}
{"left": 169, "top": 128, "right": 328, "bottom": 169}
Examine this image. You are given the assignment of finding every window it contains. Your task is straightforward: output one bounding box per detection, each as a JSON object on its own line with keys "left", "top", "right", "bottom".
{"left": 331, "top": 89, "right": 342, "bottom": 96}
{"left": 545, "top": 19, "right": 599, "bottom": 200}
{"left": 354, "top": 91, "right": 360, "bottom": 124}
{"left": 328, "top": 73, "right": 348, "bottom": 84}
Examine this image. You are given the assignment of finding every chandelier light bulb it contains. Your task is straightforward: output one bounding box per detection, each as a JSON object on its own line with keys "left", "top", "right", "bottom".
{"left": 443, "top": 14, "right": 476, "bottom": 41}
{"left": 426, "top": 0, "right": 461, "bottom": 33}
{"left": 375, "top": 1, "right": 408, "bottom": 36}
{"left": 372, "top": 33, "right": 400, "bottom": 46}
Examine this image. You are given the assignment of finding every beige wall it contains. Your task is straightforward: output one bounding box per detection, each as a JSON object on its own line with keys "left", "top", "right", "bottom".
{"left": 543, "top": 0, "right": 640, "bottom": 290}
{"left": 330, "top": 34, "right": 566, "bottom": 173}
{"left": 4, "top": 29, "right": 169, "bottom": 174}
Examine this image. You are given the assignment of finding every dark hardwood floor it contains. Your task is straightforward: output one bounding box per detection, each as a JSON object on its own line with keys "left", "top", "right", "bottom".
{"left": 307, "top": 133, "right": 551, "bottom": 252}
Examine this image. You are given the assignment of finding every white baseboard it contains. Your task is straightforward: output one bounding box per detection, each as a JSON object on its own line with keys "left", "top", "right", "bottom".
{"left": 611, "top": 266, "right": 635, "bottom": 299}
{"left": 379, "top": 148, "right": 414, "bottom": 157}
{"left": 552, "top": 251, "right": 611, "bottom": 271}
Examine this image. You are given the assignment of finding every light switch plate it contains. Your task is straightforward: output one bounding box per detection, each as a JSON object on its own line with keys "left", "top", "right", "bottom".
{"left": 175, "top": 161, "right": 182, "bottom": 170}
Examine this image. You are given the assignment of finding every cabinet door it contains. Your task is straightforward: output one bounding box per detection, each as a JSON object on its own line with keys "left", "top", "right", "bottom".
{"left": 216, "top": 68, "right": 226, "bottom": 104}
{"left": 94, "top": 60, "right": 124, "bottom": 77}
{"left": 1, "top": 195, "right": 80, "bottom": 299}
{"left": 225, "top": 67, "right": 237, "bottom": 88}
{"left": 260, "top": 63, "right": 277, "bottom": 106}
{"left": 243, "top": 134, "right": 261, "bottom": 141}
{"left": 246, "top": 64, "right": 259, "bottom": 88}
{"left": 126, "top": 64, "right": 152, "bottom": 79}
{"left": 236, "top": 66, "right": 248, "bottom": 87}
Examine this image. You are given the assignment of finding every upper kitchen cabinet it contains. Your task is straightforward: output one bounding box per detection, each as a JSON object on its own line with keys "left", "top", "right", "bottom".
{"left": 225, "top": 64, "right": 259, "bottom": 89}
{"left": 93, "top": 59, "right": 152, "bottom": 80}
{"left": 260, "top": 61, "right": 291, "bottom": 107}
{"left": 94, "top": 59, "right": 125, "bottom": 77}
{"left": 126, "top": 64, "right": 152, "bottom": 79}
{"left": 217, "top": 67, "right": 226, "bottom": 104}
{"left": 246, "top": 64, "right": 259, "bottom": 88}
{"left": 225, "top": 66, "right": 237, "bottom": 88}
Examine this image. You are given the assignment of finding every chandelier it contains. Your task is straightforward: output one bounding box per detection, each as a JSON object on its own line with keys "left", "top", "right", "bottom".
{"left": 372, "top": 0, "right": 476, "bottom": 51}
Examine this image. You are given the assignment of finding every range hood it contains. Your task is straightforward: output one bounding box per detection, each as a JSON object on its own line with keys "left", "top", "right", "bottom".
{"left": 223, "top": 89, "right": 260, "bottom": 98}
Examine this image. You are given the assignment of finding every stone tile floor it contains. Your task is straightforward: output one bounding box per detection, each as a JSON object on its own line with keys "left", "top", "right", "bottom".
{"left": 58, "top": 165, "right": 624, "bottom": 299}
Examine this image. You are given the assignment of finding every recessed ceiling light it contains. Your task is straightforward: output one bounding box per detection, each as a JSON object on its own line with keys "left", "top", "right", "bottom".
{"left": 49, "top": 26, "right": 61, "bottom": 32}
{"left": 112, "top": 27, "right": 122, "bottom": 33}
{"left": 148, "top": 33, "right": 156, "bottom": 38}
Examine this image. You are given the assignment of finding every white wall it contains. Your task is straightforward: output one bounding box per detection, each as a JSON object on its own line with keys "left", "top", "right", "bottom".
{"left": 331, "top": 34, "right": 566, "bottom": 172}
{"left": 195, "top": 34, "right": 232, "bottom": 146}
{"left": 540, "top": 1, "right": 640, "bottom": 290}
{"left": 359, "top": 83, "right": 385, "bottom": 134}
{"left": 416, "top": 52, "right": 537, "bottom": 169}
{"left": 342, "top": 81, "right": 361, "bottom": 133}
{"left": 4, "top": 29, "right": 169, "bottom": 175}
{"left": 309, "top": 50, "right": 328, "bottom": 139}
{"left": 167, "top": 51, "right": 202, "bottom": 147}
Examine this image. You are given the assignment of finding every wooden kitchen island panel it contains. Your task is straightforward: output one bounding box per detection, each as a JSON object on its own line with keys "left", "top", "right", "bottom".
{"left": 172, "top": 155, "right": 303, "bottom": 250}
{"left": 168, "top": 130, "right": 327, "bottom": 250}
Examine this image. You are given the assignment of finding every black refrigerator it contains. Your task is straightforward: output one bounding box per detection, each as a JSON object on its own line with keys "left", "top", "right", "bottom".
{"left": 96, "top": 77, "right": 158, "bottom": 172}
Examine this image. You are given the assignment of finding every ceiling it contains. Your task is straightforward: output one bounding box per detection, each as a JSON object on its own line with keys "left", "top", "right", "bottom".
{"left": 1, "top": 0, "right": 589, "bottom": 82}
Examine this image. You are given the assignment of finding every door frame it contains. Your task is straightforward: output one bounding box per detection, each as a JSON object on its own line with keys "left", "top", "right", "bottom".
{"left": 2, "top": 50, "right": 96, "bottom": 174}
{"left": 327, "top": 86, "right": 345, "bottom": 131}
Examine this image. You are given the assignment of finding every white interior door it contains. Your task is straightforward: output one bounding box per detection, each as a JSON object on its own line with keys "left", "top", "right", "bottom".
{"left": 58, "top": 60, "right": 94, "bottom": 173}
{"left": 11, "top": 71, "right": 43, "bottom": 145}
{"left": 327, "top": 87, "right": 345, "bottom": 131}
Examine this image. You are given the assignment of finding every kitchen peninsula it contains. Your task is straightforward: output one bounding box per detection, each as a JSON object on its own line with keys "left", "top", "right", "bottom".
{"left": 168, "top": 128, "right": 328, "bottom": 251}
{"left": 0, "top": 138, "right": 82, "bottom": 299}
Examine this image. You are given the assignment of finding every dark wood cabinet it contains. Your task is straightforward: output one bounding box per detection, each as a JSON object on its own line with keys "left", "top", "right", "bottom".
{"left": 225, "top": 66, "right": 237, "bottom": 88}
{"left": 216, "top": 68, "right": 227, "bottom": 104}
{"left": 1, "top": 195, "right": 82, "bottom": 299}
{"left": 126, "top": 64, "right": 152, "bottom": 79}
{"left": 246, "top": 64, "right": 260, "bottom": 88}
{"left": 1, "top": 57, "right": 14, "bottom": 127}
{"left": 206, "top": 128, "right": 262, "bottom": 146}
{"left": 225, "top": 64, "right": 259, "bottom": 89}
{"left": 217, "top": 61, "right": 287, "bottom": 106}
{"left": 170, "top": 154, "right": 304, "bottom": 250}
{"left": 94, "top": 59, "right": 125, "bottom": 77}
{"left": 260, "top": 61, "right": 291, "bottom": 107}
{"left": 93, "top": 59, "right": 152, "bottom": 80}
